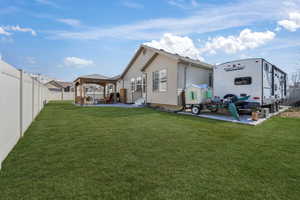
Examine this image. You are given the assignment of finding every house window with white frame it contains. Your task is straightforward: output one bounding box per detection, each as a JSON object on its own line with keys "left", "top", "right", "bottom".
{"left": 136, "top": 77, "right": 142, "bottom": 91}
{"left": 142, "top": 74, "right": 146, "bottom": 93}
{"left": 159, "top": 69, "right": 167, "bottom": 92}
{"left": 152, "top": 71, "right": 159, "bottom": 91}
{"left": 152, "top": 69, "right": 167, "bottom": 92}
{"left": 131, "top": 78, "right": 135, "bottom": 91}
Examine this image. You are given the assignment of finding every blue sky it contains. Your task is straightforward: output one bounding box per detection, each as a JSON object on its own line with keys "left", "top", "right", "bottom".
{"left": 1, "top": 0, "right": 300, "bottom": 81}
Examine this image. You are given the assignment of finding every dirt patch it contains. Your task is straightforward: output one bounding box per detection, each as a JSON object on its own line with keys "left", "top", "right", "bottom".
{"left": 280, "top": 107, "right": 300, "bottom": 118}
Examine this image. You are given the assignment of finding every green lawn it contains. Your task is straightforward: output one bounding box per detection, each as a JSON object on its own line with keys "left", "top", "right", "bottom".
{"left": 0, "top": 101, "right": 299, "bottom": 200}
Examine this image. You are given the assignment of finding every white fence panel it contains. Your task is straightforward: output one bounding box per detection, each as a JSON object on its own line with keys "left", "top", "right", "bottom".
{"left": 48, "top": 91, "right": 62, "bottom": 101}
{"left": 288, "top": 88, "right": 300, "bottom": 105}
{"left": 0, "top": 61, "right": 21, "bottom": 168}
{"left": 62, "top": 92, "right": 74, "bottom": 100}
{"left": 0, "top": 60, "right": 49, "bottom": 169}
{"left": 33, "top": 80, "right": 39, "bottom": 119}
{"left": 22, "top": 73, "right": 34, "bottom": 135}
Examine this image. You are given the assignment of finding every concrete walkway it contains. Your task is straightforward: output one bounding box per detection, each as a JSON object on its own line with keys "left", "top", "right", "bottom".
{"left": 178, "top": 106, "right": 290, "bottom": 126}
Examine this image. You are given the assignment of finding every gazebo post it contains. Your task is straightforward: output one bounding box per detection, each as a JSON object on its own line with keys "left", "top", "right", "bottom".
{"left": 74, "top": 83, "right": 77, "bottom": 104}
{"left": 80, "top": 79, "right": 83, "bottom": 105}
{"left": 103, "top": 83, "right": 106, "bottom": 99}
{"left": 114, "top": 83, "right": 117, "bottom": 103}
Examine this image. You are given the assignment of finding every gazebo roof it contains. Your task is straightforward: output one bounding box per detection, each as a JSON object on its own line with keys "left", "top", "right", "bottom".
{"left": 74, "top": 74, "right": 120, "bottom": 85}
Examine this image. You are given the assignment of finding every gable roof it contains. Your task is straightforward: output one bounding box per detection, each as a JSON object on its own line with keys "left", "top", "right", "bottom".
{"left": 74, "top": 74, "right": 121, "bottom": 83}
{"left": 120, "top": 45, "right": 212, "bottom": 78}
{"left": 77, "top": 74, "right": 110, "bottom": 80}
{"left": 45, "top": 80, "right": 73, "bottom": 88}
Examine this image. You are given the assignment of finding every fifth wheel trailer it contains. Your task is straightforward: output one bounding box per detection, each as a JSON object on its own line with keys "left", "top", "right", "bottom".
{"left": 213, "top": 58, "right": 287, "bottom": 112}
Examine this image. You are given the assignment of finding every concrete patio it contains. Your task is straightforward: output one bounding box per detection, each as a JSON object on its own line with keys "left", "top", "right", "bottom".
{"left": 178, "top": 106, "right": 290, "bottom": 126}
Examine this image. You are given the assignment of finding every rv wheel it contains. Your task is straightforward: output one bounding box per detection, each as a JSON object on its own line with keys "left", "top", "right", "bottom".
{"left": 191, "top": 106, "right": 201, "bottom": 115}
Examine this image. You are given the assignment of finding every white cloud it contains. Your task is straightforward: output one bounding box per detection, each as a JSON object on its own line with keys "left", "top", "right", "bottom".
{"left": 26, "top": 57, "right": 37, "bottom": 64}
{"left": 3, "top": 25, "right": 37, "bottom": 36}
{"left": 0, "top": 6, "right": 19, "bottom": 15}
{"left": 167, "top": 0, "right": 199, "bottom": 9}
{"left": 0, "top": 36, "right": 14, "bottom": 43}
{"left": 50, "top": 0, "right": 287, "bottom": 41}
{"left": 0, "top": 27, "right": 11, "bottom": 36}
{"left": 64, "top": 57, "right": 94, "bottom": 68}
{"left": 35, "top": 0, "right": 59, "bottom": 8}
{"left": 200, "top": 29, "right": 276, "bottom": 54}
{"left": 144, "top": 33, "right": 204, "bottom": 61}
{"left": 278, "top": 12, "right": 300, "bottom": 32}
{"left": 122, "top": 1, "right": 144, "bottom": 9}
{"left": 57, "top": 18, "right": 81, "bottom": 27}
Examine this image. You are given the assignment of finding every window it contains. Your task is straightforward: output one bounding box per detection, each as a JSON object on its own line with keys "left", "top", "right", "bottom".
{"left": 64, "top": 86, "right": 70, "bottom": 92}
{"left": 159, "top": 69, "right": 167, "bottom": 92}
{"left": 234, "top": 77, "right": 252, "bottom": 85}
{"left": 152, "top": 71, "right": 159, "bottom": 91}
{"left": 153, "top": 69, "right": 168, "bottom": 92}
{"left": 136, "top": 77, "right": 142, "bottom": 91}
{"left": 131, "top": 78, "right": 135, "bottom": 91}
{"left": 189, "top": 91, "right": 196, "bottom": 101}
{"left": 264, "top": 63, "right": 269, "bottom": 71}
{"left": 209, "top": 73, "right": 213, "bottom": 87}
{"left": 49, "top": 88, "right": 61, "bottom": 92}
{"left": 142, "top": 74, "right": 146, "bottom": 92}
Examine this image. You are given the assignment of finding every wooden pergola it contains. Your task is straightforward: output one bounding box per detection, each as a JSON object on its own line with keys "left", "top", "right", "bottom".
{"left": 74, "top": 74, "right": 119, "bottom": 105}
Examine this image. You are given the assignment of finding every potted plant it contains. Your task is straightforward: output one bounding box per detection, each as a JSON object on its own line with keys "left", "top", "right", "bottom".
{"left": 251, "top": 107, "right": 260, "bottom": 121}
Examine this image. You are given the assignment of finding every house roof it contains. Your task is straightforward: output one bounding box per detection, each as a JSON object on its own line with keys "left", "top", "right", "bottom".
{"left": 56, "top": 81, "right": 73, "bottom": 88}
{"left": 76, "top": 74, "right": 110, "bottom": 80}
{"left": 120, "top": 45, "right": 213, "bottom": 78}
{"left": 45, "top": 80, "right": 73, "bottom": 88}
{"left": 141, "top": 45, "right": 212, "bottom": 69}
{"left": 74, "top": 74, "right": 120, "bottom": 84}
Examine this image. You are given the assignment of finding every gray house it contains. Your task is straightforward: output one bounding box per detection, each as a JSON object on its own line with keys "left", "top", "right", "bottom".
{"left": 118, "top": 45, "right": 213, "bottom": 108}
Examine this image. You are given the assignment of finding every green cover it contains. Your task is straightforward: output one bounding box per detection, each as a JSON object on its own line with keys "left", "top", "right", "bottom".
{"left": 189, "top": 91, "right": 196, "bottom": 101}
{"left": 206, "top": 89, "right": 212, "bottom": 98}
{"left": 228, "top": 103, "right": 240, "bottom": 121}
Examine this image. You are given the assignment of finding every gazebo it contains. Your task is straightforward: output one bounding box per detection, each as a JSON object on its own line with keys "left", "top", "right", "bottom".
{"left": 74, "top": 74, "right": 120, "bottom": 105}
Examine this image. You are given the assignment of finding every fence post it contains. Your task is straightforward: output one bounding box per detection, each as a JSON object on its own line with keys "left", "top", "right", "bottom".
{"left": 32, "top": 78, "right": 35, "bottom": 120}
{"left": 19, "top": 69, "right": 23, "bottom": 138}
{"left": 38, "top": 81, "right": 40, "bottom": 112}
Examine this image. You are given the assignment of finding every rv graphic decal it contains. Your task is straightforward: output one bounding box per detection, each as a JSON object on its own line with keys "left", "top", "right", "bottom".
{"left": 224, "top": 64, "right": 245, "bottom": 72}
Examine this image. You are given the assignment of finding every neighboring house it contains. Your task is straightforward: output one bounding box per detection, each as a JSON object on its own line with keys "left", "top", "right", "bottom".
{"left": 118, "top": 45, "right": 213, "bottom": 107}
{"left": 45, "top": 80, "right": 74, "bottom": 101}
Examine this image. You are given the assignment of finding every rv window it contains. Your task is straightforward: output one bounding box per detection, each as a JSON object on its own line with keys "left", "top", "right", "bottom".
{"left": 209, "top": 73, "right": 213, "bottom": 87}
{"left": 234, "top": 77, "right": 252, "bottom": 85}
{"left": 264, "top": 63, "right": 269, "bottom": 71}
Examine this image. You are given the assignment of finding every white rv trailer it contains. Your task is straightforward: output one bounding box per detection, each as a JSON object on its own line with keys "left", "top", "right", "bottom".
{"left": 214, "top": 58, "right": 287, "bottom": 111}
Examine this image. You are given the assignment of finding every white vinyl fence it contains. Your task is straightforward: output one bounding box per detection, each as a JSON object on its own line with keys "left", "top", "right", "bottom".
{"left": 288, "top": 87, "right": 300, "bottom": 105}
{"left": 0, "top": 60, "right": 49, "bottom": 169}
{"left": 48, "top": 91, "right": 74, "bottom": 101}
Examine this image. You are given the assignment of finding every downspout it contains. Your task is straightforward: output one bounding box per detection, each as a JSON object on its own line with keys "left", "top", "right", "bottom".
{"left": 174, "top": 62, "right": 187, "bottom": 113}
{"left": 184, "top": 64, "right": 188, "bottom": 89}
{"left": 145, "top": 73, "right": 148, "bottom": 105}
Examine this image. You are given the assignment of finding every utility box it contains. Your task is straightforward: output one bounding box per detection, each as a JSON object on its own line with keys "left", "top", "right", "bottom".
{"left": 185, "top": 84, "right": 212, "bottom": 105}
{"left": 120, "top": 88, "right": 127, "bottom": 103}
